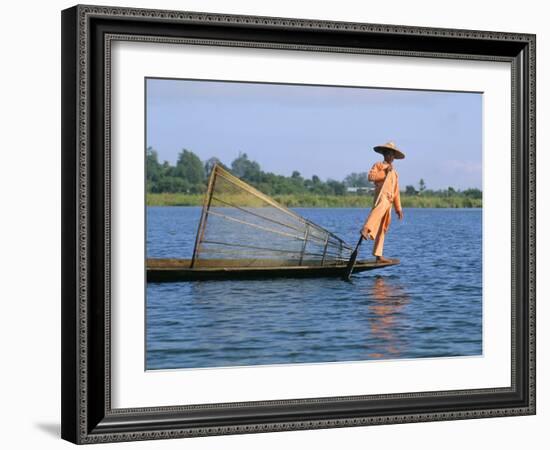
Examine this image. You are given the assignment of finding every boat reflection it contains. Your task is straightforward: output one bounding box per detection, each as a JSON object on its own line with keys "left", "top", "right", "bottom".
{"left": 366, "top": 276, "right": 410, "bottom": 359}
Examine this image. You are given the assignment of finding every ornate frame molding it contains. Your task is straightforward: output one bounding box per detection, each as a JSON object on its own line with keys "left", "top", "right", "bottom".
{"left": 61, "top": 5, "right": 536, "bottom": 444}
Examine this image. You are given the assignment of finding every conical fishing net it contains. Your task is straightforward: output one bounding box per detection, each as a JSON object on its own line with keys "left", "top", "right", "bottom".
{"left": 191, "top": 165, "right": 352, "bottom": 268}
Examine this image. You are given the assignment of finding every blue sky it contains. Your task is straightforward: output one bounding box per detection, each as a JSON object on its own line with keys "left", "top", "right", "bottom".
{"left": 146, "top": 78, "right": 482, "bottom": 190}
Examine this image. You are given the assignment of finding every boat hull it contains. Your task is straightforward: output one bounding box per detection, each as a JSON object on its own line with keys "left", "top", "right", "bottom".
{"left": 146, "top": 258, "right": 399, "bottom": 282}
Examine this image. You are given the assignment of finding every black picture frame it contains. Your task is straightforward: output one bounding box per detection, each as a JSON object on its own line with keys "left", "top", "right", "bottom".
{"left": 61, "top": 4, "right": 536, "bottom": 444}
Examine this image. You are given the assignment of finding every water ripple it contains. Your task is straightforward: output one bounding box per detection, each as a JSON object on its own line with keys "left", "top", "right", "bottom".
{"left": 146, "top": 207, "right": 482, "bottom": 369}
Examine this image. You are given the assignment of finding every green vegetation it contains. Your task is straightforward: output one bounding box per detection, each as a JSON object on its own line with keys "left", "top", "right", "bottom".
{"left": 146, "top": 147, "right": 482, "bottom": 208}
{"left": 147, "top": 193, "right": 481, "bottom": 208}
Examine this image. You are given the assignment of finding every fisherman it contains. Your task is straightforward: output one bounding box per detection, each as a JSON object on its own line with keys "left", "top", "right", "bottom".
{"left": 361, "top": 141, "right": 405, "bottom": 263}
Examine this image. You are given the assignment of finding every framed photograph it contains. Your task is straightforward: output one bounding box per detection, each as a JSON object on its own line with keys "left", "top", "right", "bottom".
{"left": 61, "top": 4, "right": 536, "bottom": 444}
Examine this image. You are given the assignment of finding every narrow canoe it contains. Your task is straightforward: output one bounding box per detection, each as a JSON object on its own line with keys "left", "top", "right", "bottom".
{"left": 146, "top": 258, "right": 399, "bottom": 282}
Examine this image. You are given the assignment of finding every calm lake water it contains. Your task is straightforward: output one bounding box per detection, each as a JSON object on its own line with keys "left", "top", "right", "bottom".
{"left": 146, "top": 207, "right": 482, "bottom": 370}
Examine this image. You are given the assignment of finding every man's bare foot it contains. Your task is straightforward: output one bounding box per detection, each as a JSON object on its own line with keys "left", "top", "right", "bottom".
{"left": 376, "top": 256, "right": 393, "bottom": 263}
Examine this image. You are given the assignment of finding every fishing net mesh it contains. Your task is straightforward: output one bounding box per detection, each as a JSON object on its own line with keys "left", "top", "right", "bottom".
{"left": 191, "top": 165, "right": 352, "bottom": 268}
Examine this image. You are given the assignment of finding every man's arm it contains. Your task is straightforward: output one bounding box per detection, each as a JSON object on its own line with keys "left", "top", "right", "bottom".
{"left": 367, "top": 162, "right": 388, "bottom": 182}
{"left": 394, "top": 175, "right": 404, "bottom": 220}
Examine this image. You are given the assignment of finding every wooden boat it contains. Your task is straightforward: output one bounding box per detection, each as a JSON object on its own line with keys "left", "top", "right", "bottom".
{"left": 147, "top": 164, "right": 399, "bottom": 281}
{"left": 147, "top": 258, "right": 399, "bottom": 282}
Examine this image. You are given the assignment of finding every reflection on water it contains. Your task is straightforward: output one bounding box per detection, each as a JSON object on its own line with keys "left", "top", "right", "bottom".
{"left": 146, "top": 207, "right": 482, "bottom": 369}
{"left": 366, "top": 276, "right": 410, "bottom": 359}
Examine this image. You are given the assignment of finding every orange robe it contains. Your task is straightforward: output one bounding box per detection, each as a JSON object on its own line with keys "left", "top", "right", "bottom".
{"left": 362, "top": 162, "right": 402, "bottom": 256}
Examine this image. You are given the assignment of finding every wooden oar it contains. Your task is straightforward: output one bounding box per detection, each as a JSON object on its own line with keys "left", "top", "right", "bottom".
{"left": 342, "top": 235, "right": 364, "bottom": 281}
{"left": 342, "top": 164, "right": 393, "bottom": 281}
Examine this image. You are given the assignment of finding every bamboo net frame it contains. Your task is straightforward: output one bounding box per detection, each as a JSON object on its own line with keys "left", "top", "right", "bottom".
{"left": 190, "top": 164, "right": 352, "bottom": 268}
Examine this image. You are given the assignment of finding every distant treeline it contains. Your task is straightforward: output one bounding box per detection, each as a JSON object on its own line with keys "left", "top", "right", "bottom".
{"left": 146, "top": 147, "right": 482, "bottom": 206}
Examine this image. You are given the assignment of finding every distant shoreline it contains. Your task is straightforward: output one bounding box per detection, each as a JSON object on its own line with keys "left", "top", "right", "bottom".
{"left": 146, "top": 193, "right": 482, "bottom": 208}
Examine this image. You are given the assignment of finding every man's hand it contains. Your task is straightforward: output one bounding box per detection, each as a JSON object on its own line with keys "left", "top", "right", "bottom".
{"left": 396, "top": 209, "right": 404, "bottom": 220}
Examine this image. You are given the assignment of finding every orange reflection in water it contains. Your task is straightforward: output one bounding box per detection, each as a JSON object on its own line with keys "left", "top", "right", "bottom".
{"left": 366, "top": 276, "right": 410, "bottom": 359}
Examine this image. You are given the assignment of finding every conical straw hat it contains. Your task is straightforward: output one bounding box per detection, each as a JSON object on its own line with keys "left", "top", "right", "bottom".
{"left": 373, "top": 141, "right": 405, "bottom": 159}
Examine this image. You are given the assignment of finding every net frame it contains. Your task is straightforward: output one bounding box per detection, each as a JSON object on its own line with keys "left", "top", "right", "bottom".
{"left": 190, "top": 164, "right": 352, "bottom": 268}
